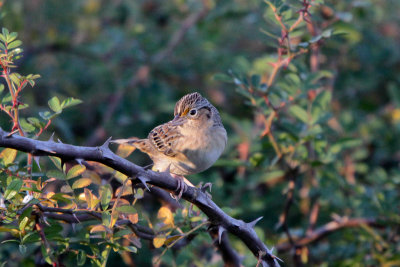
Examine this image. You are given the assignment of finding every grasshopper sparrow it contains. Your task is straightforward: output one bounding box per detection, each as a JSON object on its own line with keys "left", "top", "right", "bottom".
{"left": 113, "top": 92, "right": 227, "bottom": 198}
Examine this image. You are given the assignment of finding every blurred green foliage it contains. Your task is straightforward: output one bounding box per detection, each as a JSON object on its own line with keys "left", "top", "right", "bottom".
{"left": 0, "top": 0, "right": 400, "bottom": 266}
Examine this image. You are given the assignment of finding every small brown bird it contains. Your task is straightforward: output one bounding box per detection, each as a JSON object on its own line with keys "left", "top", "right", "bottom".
{"left": 113, "top": 92, "right": 227, "bottom": 198}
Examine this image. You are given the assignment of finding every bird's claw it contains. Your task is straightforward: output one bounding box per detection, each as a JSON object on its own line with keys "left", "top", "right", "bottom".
{"left": 169, "top": 174, "right": 187, "bottom": 201}
{"left": 198, "top": 182, "right": 213, "bottom": 199}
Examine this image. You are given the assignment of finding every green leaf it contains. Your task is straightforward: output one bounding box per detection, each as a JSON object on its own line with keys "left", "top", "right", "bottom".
{"left": 116, "top": 205, "right": 137, "bottom": 214}
{"left": 7, "top": 40, "right": 22, "bottom": 50}
{"left": 77, "top": 250, "right": 86, "bottom": 266}
{"left": 41, "top": 244, "right": 52, "bottom": 265}
{"left": 19, "top": 244, "right": 27, "bottom": 254}
{"left": 46, "top": 170, "right": 65, "bottom": 180}
{"left": 7, "top": 32, "right": 17, "bottom": 43}
{"left": 289, "top": 105, "right": 309, "bottom": 124}
{"left": 0, "top": 33, "right": 6, "bottom": 43}
{"left": 19, "top": 217, "right": 29, "bottom": 231}
{"left": 2, "top": 28, "right": 9, "bottom": 38}
{"left": 20, "top": 119, "right": 36, "bottom": 133}
{"left": 49, "top": 156, "right": 62, "bottom": 170}
{"left": 27, "top": 117, "right": 43, "bottom": 128}
{"left": 61, "top": 97, "right": 82, "bottom": 109}
{"left": 123, "top": 246, "right": 137, "bottom": 253}
{"left": 4, "top": 179, "right": 23, "bottom": 200}
{"left": 39, "top": 111, "right": 52, "bottom": 120}
{"left": 9, "top": 73, "right": 21, "bottom": 87}
{"left": 102, "top": 212, "right": 111, "bottom": 226}
{"left": 0, "top": 84, "right": 4, "bottom": 94}
{"left": 134, "top": 188, "right": 144, "bottom": 199}
{"left": 66, "top": 165, "right": 86, "bottom": 179}
{"left": 48, "top": 96, "right": 62, "bottom": 113}
{"left": 100, "top": 184, "right": 112, "bottom": 210}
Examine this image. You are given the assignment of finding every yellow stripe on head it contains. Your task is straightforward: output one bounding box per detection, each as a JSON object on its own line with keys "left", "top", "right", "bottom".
{"left": 181, "top": 108, "right": 189, "bottom": 116}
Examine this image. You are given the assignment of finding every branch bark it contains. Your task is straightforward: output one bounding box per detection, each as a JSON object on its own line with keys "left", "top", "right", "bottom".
{"left": 0, "top": 128, "right": 280, "bottom": 267}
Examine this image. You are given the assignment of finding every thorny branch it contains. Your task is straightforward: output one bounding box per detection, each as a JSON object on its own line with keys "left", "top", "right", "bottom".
{"left": 0, "top": 128, "right": 280, "bottom": 267}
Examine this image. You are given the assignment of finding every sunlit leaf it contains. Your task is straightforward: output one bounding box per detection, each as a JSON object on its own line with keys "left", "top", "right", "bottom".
{"left": 0, "top": 148, "right": 17, "bottom": 165}
{"left": 128, "top": 213, "right": 139, "bottom": 224}
{"left": 7, "top": 40, "right": 22, "bottom": 50}
{"left": 61, "top": 97, "right": 82, "bottom": 109}
{"left": 66, "top": 165, "right": 86, "bottom": 179}
{"left": 116, "top": 143, "right": 136, "bottom": 158}
{"left": 48, "top": 96, "right": 62, "bottom": 113}
{"left": 153, "top": 235, "right": 166, "bottom": 248}
{"left": 4, "top": 179, "right": 23, "bottom": 200}
{"left": 90, "top": 224, "right": 108, "bottom": 233}
{"left": 157, "top": 207, "right": 174, "bottom": 227}
{"left": 100, "top": 185, "right": 112, "bottom": 210}
{"left": 72, "top": 178, "right": 92, "bottom": 189}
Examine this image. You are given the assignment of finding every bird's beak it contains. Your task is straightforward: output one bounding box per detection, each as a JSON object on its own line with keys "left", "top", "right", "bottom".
{"left": 171, "top": 115, "right": 185, "bottom": 126}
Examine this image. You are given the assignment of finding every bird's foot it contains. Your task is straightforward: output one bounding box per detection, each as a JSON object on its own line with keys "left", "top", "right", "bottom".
{"left": 198, "top": 182, "right": 212, "bottom": 199}
{"left": 169, "top": 174, "right": 187, "bottom": 201}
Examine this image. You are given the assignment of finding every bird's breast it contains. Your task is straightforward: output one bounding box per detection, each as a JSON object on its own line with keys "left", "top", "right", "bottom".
{"left": 176, "top": 125, "right": 227, "bottom": 174}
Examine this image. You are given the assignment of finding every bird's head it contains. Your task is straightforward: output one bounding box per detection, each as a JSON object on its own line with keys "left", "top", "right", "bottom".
{"left": 172, "top": 92, "right": 222, "bottom": 127}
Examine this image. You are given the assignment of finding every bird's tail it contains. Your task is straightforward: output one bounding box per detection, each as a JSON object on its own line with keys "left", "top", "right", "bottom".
{"left": 111, "top": 138, "right": 139, "bottom": 145}
{"left": 112, "top": 138, "right": 154, "bottom": 156}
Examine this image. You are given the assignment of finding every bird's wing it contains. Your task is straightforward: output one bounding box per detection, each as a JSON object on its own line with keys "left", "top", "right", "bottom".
{"left": 148, "top": 122, "right": 183, "bottom": 157}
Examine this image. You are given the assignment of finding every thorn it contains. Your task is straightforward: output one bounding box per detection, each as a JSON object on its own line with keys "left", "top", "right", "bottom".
{"left": 218, "top": 226, "right": 226, "bottom": 244}
{"left": 57, "top": 138, "right": 63, "bottom": 143}
{"left": 101, "top": 137, "right": 113, "bottom": 148}
{"left": 33, "top": 156, "right": 41, "bottom": 171}
{"left": 99, "top": 137, "right": 114, "bottom": 159}
{"left": 43, "top": 216, "right": 51, "bottom": 226}
{"left": 248, "top": 216, "right": 263, "bottom": 228}
{"left": 73, "top": 214, "right": 81, "bottom": 223}
{"left": 6, "top": 129, "right": 19, "bottom": 138}
{"left": 137, "top": 176, "right": 150, "bottom": 192}
{"left": 75, "top": 158, "right": 84, "bottom": 166}
{"left": 48, "top": 132, "right": 55, "bottom": 142}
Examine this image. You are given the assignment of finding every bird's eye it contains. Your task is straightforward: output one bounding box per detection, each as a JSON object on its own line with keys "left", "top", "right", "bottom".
{"left": 189, "top": 109, "right": 197, "bottom": 116}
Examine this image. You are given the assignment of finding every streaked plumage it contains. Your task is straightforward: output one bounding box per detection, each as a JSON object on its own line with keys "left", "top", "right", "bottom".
{"left": 113, "top": 92, "right": 227, "bottom": 176}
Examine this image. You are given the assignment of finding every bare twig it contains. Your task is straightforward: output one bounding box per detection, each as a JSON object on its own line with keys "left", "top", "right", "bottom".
{"left": 277, "top": 218, "right": 383, "bottom": 252}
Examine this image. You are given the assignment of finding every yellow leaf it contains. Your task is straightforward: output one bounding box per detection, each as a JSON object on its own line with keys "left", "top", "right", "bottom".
{"left": 392, "top": 108, "right": 400, "bottom": 122}
{"left": 86, "top": 171, "right": 102, "bottom": 185}
{"left": 157, "top": 207, "right": 174, "bottom": 227}
{"left": 72, "top": 178, "right": 92, "bottom": 189}
{"left": 109, "top": 211, "right": 119, "bottom": 228}
{"left": 153, "top": 235, "right": 166, "bottom": 248}
{"left": 0, "top": 148, "right": 17, "bottom": 165}
{"left": 84, "top": 188, "right": 92, "bottom": 209}
{"left": 67, "top": 165, "right": 86, "bottom": 179}
{"left": 116, "top": 143, "right": 136, "bottom": 158}
{"left": 164, "top": 235, "right": 183, "bottom": 246}
{"left": 128, "top": 213, "right": 139, "bottom": 224}
{"left": 115, "top": 183, "right": 133, "bottom": 196}
{"left": 90, "top": 224, "right": 108, "bottom": 233}
{"left": 114, "top": 171, "right": 128, "bottom": 182}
